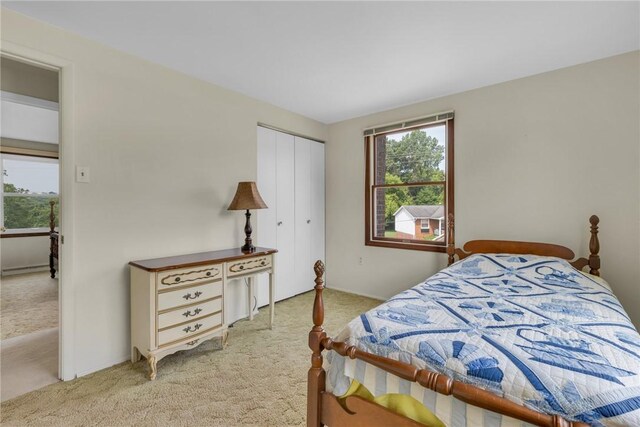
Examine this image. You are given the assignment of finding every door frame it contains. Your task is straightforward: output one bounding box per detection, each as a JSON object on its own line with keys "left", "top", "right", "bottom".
{"left": 1, "top": 41, "right": 77, "bottom": 381}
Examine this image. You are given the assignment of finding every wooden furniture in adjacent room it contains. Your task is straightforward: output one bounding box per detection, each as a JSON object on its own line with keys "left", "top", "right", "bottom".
{"left": 129, "top": 247, "right": 277, "bottom": 380}
{"left": 257, "top": 125, "right": 325, "bottom": 304}
{"left": 307, "top": 215, "right": 602, "bottom": 427}
{"left": 49, "top": 199, "right": 58, "bottom": 278}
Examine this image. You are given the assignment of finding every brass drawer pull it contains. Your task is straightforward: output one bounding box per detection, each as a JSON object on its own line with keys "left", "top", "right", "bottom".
{"left": 175, "top": 277, "right": 181, "bottom": 282}
{"left": 260, "top": 261, "right": 266, "bottom": 266}
{"left": 183, "top": 308, "right": 202, "bottom": 318}
{"left": 186, "top": 339, "right": 199, "bottom": 346}
{"left": 206, "top": 271, "right": 212, "bottom": 276}
{"left": 183, "top": 323, "right": 203, "bottom": 333}
{"left": 183, "top": 291, "right": 203, "bottom": 300}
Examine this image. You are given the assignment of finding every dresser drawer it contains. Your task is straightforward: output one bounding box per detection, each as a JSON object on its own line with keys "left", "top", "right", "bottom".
{"left": 157, "top": 281, "right": 222, "bottom": 311}
{"left": 157, "top": 297, "right": 222, "bottom": 330}
{"left": 157, "top": 265, "right": 222, "bottom": 289}
{"left": 226, "top": 255, "right": 271, "bottom": 277}
{"left": 158, "top": 312, "right": 223, "bottom": 347}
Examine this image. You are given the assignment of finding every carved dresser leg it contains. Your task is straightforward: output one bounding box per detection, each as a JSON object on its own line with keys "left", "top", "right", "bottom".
{"left": 222, "top": 330, "right": 229, "bottom": 349}
{"left": 147, "top": 355, "right": 157, "bottom": 380}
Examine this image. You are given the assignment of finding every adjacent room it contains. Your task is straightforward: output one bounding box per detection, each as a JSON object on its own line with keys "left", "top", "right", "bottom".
{"left": 1, "top": 2, "right": 638, "bottom": 426}
{"left": 0, "top": 57, "right": 61, "bottom": 402}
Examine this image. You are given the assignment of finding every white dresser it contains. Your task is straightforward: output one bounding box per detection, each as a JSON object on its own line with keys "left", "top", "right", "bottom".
{"left": 129, "top": 247, "right": 277, "bottom": 379}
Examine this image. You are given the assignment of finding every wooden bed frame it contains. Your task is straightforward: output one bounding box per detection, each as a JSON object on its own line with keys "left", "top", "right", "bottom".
{"left": 308, "top": 215, "right": 601, "bottom": 427}
{"left": 49, "top": 199, "right": 59, "bottom": 278}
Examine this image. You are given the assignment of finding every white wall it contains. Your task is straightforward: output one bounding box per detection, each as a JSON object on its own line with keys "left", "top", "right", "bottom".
{"left": 1, "top": 9, "right": 328, "bottom": 376}
{"left": 1, "top": 236, "right": 50, "bottom": 273}
{"left": 327, "top": 51, "right": 640, "bottom": 328}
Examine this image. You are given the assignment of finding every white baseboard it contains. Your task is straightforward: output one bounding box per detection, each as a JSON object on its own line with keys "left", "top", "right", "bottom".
{"left": 75, "top": 354, "right": 129, "bottom": 379}
{"left": 325, "top": 285, "right": 385, "bottom": 302}
{"left": 1, "top": 265, "right": 49, "bottom": 276}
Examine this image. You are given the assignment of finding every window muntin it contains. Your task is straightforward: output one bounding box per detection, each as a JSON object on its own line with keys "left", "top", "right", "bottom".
{"left": 365, "top": 118, "right": 453, "bottom": 252}
{"left": 1, "top": 153, "right": 59, "bottom": 232}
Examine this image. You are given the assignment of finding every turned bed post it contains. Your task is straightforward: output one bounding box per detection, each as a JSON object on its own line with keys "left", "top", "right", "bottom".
{"left": 49, "top": 200, "right": 57, "bottom": 279}
{"left": 49, "top": 199, "right": 56, "bottom": 233}
{"left": 308, "top": 260, "right": 327, "bottom": 427}
{"left": 446, "top": 213, "right": 455, "bottom": 266}
{"left": 588, "top": 215, "right": 600, "bottom": 276}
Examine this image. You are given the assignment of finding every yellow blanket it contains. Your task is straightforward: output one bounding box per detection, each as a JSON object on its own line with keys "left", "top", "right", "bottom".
{"left": 339, "top": 380, "right": 445, "bottom": 427}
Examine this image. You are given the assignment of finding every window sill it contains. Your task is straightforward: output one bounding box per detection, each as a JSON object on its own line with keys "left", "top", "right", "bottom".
{"left": 365, "top": 239, "right": 446, "bottom": 253}
{"left": 1, "top": 229, "right": 52, "bottom": 238}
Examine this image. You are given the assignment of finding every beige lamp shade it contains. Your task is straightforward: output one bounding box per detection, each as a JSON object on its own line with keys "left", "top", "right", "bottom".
{"left": 228, "top": 182, "right": 268, "bottom": 210}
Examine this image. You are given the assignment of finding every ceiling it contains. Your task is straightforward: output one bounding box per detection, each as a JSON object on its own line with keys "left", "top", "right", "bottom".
{"left": 4, "top": 1, "right": 639, "bottom": 124}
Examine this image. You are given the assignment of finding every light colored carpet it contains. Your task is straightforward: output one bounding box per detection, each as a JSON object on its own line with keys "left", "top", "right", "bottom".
{"left": 1, "top": 272, "right": 58, "bottom": 340}
{"left": 1, "top": 327, "right": 59, "bottom": 402}
{"left": 0, "top": 289, "right": 380, "bottom": 426}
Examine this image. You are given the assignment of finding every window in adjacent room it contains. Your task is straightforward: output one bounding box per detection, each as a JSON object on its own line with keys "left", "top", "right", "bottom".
{"left": 0, "top": 153, "right": 59, "bottom": 233}
{"left": 365, "top": 112, "right": 454, "bottom": 252}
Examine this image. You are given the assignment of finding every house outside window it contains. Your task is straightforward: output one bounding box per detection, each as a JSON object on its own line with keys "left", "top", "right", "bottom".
{"left": 365, "top": 112, "right": 454, "bottom": 252}
{"left": 1, "top": 153, "right": 59, "bottom": 234}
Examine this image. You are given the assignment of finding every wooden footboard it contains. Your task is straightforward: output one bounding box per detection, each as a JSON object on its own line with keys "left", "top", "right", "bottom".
{"left": 320, "top": 391, "right": 427, "bottom": 427}
{"left": 308, "top": 215, "right": 601, "bottom": 427}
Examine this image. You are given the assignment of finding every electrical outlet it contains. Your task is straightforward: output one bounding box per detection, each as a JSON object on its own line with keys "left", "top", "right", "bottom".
{"left": 358, "top": 256, "right": 363, "bottom": 265}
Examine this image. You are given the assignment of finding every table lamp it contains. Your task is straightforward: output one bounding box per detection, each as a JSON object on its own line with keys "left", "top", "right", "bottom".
{"left": 228, "top": 181, "right": 268, "bottom": 253}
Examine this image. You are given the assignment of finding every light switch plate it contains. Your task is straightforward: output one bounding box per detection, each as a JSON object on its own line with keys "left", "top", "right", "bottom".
{"left": 76, "top": 166, "right": 90, "bottom": 183}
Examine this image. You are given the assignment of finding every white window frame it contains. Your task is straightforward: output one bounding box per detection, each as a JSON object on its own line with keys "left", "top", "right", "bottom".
{"left": 1, "top": 152, "right": 59, "bottom": 234}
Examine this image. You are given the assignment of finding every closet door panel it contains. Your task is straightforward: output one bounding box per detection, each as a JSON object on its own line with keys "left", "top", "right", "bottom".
{"left": 310, "top": 141, "right": 325, "bottom": 281}
{"left": 294, "top": 137, "right": 312, "bottom": 296}
{"left": 275, "top": 132, "right": 296, "bottom": 301}
{"left": 256, "top": 126, "right": 277, "bottom": 308}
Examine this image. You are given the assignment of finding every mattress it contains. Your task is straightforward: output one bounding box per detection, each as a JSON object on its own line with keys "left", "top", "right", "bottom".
{"left": 326, "top": 254, "right": 640, "bottom": 426}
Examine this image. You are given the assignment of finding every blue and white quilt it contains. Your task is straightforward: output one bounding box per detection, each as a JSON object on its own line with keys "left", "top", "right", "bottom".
{"left": 329, "top": 254, "right": 640, "bottom": 426}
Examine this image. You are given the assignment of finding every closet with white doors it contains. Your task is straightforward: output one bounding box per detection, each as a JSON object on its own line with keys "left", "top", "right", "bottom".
{"left": 256, "top": 125, "right": 325, "bottom": 305}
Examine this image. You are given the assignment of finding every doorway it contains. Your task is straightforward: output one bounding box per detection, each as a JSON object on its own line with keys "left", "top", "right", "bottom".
{"left": 0, "top": 56, "right": 61, "bottom": 401}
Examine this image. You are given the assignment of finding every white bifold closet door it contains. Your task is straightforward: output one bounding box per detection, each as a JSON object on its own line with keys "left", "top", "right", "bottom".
{"left": 256, "top": 127, "right": 277, "bottom": 308}
{"left": 294, "top": 137, "right": 314, "bottom": 297}
{"left": 257, "top": 126, "right": 324, "bottom": 306}
{"left": 275, "top": 132, "right": 296, "bottom": 301}
{"left": 310, "top": 140, "right": 325, "bottom": 279}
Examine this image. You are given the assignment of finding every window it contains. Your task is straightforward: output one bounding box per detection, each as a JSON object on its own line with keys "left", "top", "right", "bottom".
{"left": 365, "top": 113, "right": 454, "bottom": 252}
{"left": 1, "top": 153, "right": 59, "bottom": 234}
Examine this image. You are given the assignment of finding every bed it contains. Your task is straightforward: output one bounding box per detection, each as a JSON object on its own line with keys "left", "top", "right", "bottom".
{"left": 308, "top": 215, "right": 640, "bottom": 427}
{"left": 49, "top": 199, "right": 58, "bottom": 278}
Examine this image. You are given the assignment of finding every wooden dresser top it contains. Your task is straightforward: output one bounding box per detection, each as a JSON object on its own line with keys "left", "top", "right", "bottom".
{"left": 129, "top": 247, "right": 277, "bottom": 272}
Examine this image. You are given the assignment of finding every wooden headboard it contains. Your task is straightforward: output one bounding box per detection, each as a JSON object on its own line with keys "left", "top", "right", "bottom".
{"left": 446, "top": 214, "right": 601, "bottom": 276}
